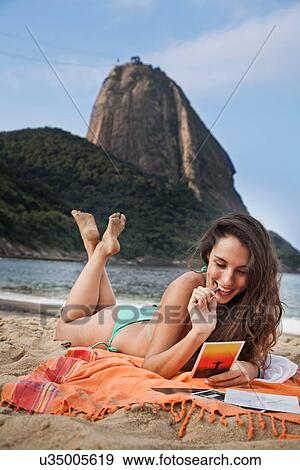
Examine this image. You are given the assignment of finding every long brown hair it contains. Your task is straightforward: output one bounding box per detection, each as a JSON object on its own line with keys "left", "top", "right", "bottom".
{"left": 182, "top": 212, "right": 283, "bottom": 371}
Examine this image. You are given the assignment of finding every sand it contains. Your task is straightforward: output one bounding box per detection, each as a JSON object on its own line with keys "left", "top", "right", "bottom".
{"left": 0, "top": 310, "right": 299, "bottom": 450}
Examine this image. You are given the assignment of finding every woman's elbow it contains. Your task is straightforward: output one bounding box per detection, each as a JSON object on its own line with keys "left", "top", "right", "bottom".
{"left": 142, "top": 356, "right": 173, "bottom": 379}
{"left": 141, "top": 356, "right": 157, "bottom": 373}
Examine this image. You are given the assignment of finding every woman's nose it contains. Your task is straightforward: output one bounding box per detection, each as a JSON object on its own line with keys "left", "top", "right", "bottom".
{"left": 221, "top": 269, "right": 234, "bottom": 286}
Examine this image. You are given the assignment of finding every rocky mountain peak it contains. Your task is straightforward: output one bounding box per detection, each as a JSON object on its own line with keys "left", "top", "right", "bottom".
{"left": 87, "top": 61, "right": 246, "bottom": 213}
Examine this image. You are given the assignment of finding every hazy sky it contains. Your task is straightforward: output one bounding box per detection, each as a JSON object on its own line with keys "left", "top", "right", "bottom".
{"left": 0, "top": 0, "right": 299, "bottom": 249}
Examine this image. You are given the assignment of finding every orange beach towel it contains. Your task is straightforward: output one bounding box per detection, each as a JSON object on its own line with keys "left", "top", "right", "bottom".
{"left": 1, "top": 347, "right": 300, "bottom": 440}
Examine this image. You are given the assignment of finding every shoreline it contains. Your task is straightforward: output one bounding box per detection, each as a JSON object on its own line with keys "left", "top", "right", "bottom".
{"left": 2, "top": 253, "right": 300, "bottom": 273}
{"left": 0, "top": 253, "right": 187, "bottom": 268}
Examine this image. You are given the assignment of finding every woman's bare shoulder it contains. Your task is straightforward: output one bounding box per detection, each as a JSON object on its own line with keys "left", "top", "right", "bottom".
{"left": 171, "top": 271, "right": 206, "bottom": 289}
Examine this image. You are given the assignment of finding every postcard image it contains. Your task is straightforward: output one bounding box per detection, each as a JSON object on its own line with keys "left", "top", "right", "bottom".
{"left": 192, "top": 390, "right": 225, "bottom": 401}
{"left": 191, "top": 341, "right": 245, "bottom": 378}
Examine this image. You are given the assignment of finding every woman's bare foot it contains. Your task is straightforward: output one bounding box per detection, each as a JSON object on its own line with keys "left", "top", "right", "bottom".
{"left": 99, "top": 212, "right": 126, "bottom": 257}
{"left": 71, "top": 210, "right": 100, "bottom": 258}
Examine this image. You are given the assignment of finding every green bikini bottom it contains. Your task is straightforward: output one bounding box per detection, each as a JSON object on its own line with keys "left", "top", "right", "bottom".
{"left": 90, "top": 305, "right": 157, "bottom": 352}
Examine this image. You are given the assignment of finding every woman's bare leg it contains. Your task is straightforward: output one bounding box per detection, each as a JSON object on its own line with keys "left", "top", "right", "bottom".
{"left": 55, "top": 241, "right": 113, "bottom": 345}
{"left": 55, "top": 213, "right": 126, "bottom": 345}
{"left": 61, "top": 213, "right": 126, "bottom": 323}
{"left": 71, "top": 210, "right": 118, "bottom": 309}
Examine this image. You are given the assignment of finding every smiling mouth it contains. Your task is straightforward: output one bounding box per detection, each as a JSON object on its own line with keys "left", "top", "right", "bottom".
{"left": 215, "top": 282, "right": 234, "bottom": 296}
{"left": 217, "top": 290, "right": 233, "bottom": 297}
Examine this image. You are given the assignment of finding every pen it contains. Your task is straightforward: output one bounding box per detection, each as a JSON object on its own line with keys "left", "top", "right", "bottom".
{"left": 193, "top": 285, "right": 219, "bottom": 305}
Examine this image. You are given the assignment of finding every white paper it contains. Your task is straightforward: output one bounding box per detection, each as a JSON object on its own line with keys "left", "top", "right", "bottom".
{"left": 257, "top": 354, "right": 299, "bottom": 383}
{"left": 225, "top": 389, "right": 300, "bottom": 413}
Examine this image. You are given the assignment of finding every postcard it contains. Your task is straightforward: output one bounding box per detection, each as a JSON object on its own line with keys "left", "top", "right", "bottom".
{"left": 151, "top": 387, "right": 225, "bottom": 401}
{"left": 192, "top": 389, "right": 225, "bottom": 401}
{"left": 190, "top": 341, "right": 245, "bottom": 378}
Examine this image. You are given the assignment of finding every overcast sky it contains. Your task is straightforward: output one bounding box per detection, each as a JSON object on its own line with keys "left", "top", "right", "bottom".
{"left": 0, "top": 0, "right": 299, "bottom": 250}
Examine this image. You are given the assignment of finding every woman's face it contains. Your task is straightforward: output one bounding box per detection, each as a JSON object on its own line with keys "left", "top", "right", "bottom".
{"left": 206, "top": 235, "right": 250, "bottom": 304}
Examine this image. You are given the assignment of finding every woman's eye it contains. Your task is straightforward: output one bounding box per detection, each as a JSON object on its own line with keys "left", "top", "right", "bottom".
{"left": 216, "top": 263, "right": 226, "bottom": 268}
{"left": 238, "top": 270, "right": 247, "bottom": 275}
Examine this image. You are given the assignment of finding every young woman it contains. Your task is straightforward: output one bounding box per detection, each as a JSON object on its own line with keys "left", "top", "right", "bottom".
{"left": 55, "top": 210, "right": 283, "bottom": 385}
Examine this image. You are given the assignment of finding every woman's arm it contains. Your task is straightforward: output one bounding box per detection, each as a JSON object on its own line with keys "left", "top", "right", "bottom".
{"left": 142, "top": 272, "right": 216, "bottom": 379}
{"left": 143, "top": 328, "right": 209, "bottom": 379}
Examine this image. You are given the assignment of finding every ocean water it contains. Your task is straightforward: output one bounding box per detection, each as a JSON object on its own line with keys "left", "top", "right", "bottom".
{"left": 0, "top": 257, "right": 299, "bottom": 334}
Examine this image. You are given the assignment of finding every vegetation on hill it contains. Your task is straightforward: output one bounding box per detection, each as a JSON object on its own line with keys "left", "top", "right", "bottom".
{"left": 0, "top": 127, "right": 299, "bottom": 272}
{"left": 269, "top": 232, "right": 300, "bottom": 272}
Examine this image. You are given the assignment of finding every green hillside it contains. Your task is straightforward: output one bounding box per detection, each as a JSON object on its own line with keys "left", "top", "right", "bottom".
{"left": 0, "top": 127, "right": 299, "bottom": 271}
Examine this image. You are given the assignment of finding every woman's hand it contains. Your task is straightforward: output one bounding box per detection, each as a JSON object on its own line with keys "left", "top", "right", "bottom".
{"left": 205, "top": 361, "right": 259, "bottom": 387}
{"left": 187, "top": 286, "right": 217, "bottom": 337}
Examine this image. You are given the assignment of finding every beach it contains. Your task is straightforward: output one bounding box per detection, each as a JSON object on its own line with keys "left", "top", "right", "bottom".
{"left": 0, "top": 309, "right": 299, "bottom": 450}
